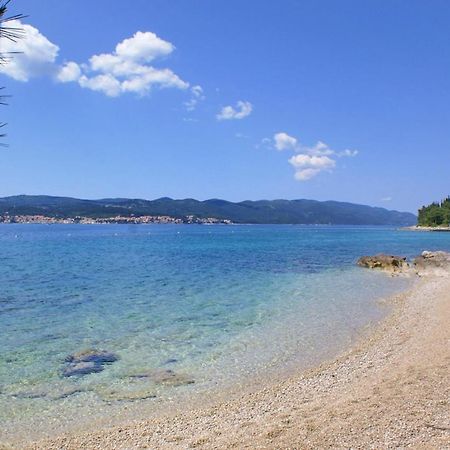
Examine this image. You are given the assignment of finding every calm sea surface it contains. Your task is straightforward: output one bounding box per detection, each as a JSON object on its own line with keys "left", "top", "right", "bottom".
{"left": 1, "top": 224, "right": 450, "bottom": 442}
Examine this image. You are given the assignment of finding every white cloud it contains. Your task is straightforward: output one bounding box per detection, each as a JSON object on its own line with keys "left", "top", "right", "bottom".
{"left": 272, "top": 131, "right": 358, "bottom": 181}
{"left": 288, "top": 154, "right": 336, "bottom": 180}
{"left": 89, "top": 53, "right": 127, "bottom": 76}
{"left": 62, "top": 31, "right": 189, "bottom": 97}
{"left": 381, "top": 196, "right": 392, "bottom": 202}
{"left": 338, "top": 148, "right": 359, "bottom": 157}
{"left": 86, "top": 31, "right": 175, "bottom": 78}
{"left": 79, "top": 74, "right": 122, "bottom": 97}
{"left": 288, "top": 154, "right": 336, "bottom": 170}
{"left": 0, "top": 20, "right": 59, "bottom": 81}
{"left": 120, "top": 67, "right": 188, "bottom": 93}
{"left": 217, "top": 100, "right": 252, "bottom": 120}
{"left": 303, "top": 140, "right": 334, "bottom": 156}
{"left": 274, "top": 132, "right": 297, "bottom": 151}
{"left": 184, "top": 85, "right": 205, "bottom": 111}
{"left": 56, "top": 61, "right": 81, "bottom": 83}
{"left": 0, "top": 22, "right": 194, "bottom": 100}
{"left": 115, "top": 31, "right": 174, "bottom": 62}
{"left": 294, "top": 168, "right": 321, "bottom": 181}
{"left": 255, "top": 137, "right": 272, "bottom": 149}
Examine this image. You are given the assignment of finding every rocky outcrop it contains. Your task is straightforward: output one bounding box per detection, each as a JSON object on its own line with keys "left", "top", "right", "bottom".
{"left": 62, "top": 349, "right": 119, "bottom": 377}
{"left": 413, "top": 251, "right": 450, "bottom": 275}
{"left": 357, "top": 251, "right": 450, "bottom": 277}
{"left": 357, "top": 254, "right": 409, "bottom": 272}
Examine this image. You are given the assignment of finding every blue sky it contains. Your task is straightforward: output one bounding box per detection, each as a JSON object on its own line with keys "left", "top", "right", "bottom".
{"left": 0, "top": 0, "right": 449, "bottom": 213}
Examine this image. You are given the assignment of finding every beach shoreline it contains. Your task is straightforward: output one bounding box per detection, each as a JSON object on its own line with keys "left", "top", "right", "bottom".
{"left": 400, "top": 225, "right": 450, "bottom": 232}
{"left": 16, "top": 268, "right": 450, "bottom": 449}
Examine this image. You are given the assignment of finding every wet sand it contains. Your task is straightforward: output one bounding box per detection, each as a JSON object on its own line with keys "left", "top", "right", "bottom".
{"left": 11, "top": 270, "right": 450, "bottom": 449}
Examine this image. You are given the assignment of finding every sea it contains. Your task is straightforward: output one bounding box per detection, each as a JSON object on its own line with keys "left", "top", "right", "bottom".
{"left": 1, "top": 224, "right": 450, "bottom": 443}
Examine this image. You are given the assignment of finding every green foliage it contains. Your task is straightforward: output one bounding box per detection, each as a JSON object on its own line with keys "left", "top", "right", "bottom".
{"left": 418, "top": 197, "right": 450, "bottom": 227}
{"left": 0, "top": 1, "right": 26, "bottom": 140}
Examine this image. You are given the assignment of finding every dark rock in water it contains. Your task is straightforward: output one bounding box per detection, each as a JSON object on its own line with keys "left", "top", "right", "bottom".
{"left": 98, "top": 388, "right": 157, "bottom": 402}
{"left": 65, "top": 349, "right": 118, "bottom": 364}
{"left": 62, "top": 348, "right": 119, "bottom": 377}
{"left": 51, "top": 387, "right": 87, "bottom": 400}
{"left": 128, "top": 373, "right": 151, "bottom": 379}
{"left": 62, "top": 361, "right": 104, "bottom": 377}
{"left": 357, "top": 254, "right": 408, "bottom": 272}
{"left": 164, "top": 358, "right": 178, "bottom": 365}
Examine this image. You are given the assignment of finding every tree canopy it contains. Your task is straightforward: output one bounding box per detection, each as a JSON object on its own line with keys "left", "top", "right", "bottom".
{"left": 418, "top": 197, "right": 450, "bottom": 227}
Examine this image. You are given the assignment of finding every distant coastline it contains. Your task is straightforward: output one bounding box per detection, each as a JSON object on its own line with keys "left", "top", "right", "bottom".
{"left": 0, "top": 195, "right": 416, "bottom": 225}
{"left": 0, "top": 214, "right": 233, "bottom": 225}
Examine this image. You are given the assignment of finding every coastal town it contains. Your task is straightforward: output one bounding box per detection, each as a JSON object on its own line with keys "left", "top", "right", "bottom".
{"left": 0, "top": 214, "right": 233, "bottom": 225}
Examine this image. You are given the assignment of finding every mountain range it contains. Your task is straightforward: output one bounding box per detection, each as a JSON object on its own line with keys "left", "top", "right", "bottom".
{"left": 0, "top": 195, "right": 417, "bottom": 225}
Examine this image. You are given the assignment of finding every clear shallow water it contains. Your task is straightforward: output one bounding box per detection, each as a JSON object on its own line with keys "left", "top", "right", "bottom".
{"left": 1, "top": 224, "right": 450, "bottom": 442}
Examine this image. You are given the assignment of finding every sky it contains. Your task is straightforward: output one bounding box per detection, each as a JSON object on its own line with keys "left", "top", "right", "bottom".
{"left": 0, "top": 0, "right": 449, "bottom": 213}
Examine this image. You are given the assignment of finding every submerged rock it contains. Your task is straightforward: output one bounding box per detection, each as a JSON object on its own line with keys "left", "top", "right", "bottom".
{"left": 9, "top": 385, "right": 90, "bottom": 400}
{"left": 164, "top": 358, "right": 178, "bottom": 365}
{"left": 62, "top": 361, "right": 104, "bottom": 377}
{"left": 51, "top": 387, "right": 88, "bottom": 400}
{"left": 65, "top": 349, "right": 118, "bottom": 364}
{"left": 98, "top": 387, "right": 157, "bottom": 402}
{"left": 129, "top": 368, "right": 195, "bottom": 387}
{"left": 11, "top": 389, "right": 48, "bottom": 399}
{"left": 62, "top": 348, "right": 118, "bottom": 377}
{"left": 357, "top": 254, "right": 408, "bottom": 272}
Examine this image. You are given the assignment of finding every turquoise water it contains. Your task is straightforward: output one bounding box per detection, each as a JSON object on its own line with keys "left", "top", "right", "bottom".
{"left": 1, "top": 224, "right": 450, "bottom": 442}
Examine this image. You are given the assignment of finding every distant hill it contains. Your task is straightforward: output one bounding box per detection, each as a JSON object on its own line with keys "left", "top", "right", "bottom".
{"left": 0, "top": 195, "right": 416, "bottom": 225}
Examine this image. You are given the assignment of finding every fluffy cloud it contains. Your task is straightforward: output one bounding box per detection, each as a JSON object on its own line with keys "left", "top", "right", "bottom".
{"left": 56, "top": 61, "right": 81, "bottom": 83}
{"left": 58, "top": 31, "right": 190, "bottom": 97}
{"left": 0, "top": 20, "right": 59, "bottom": 81}
{"left": 114, "top": 31, "right": 174, "bottom": 62}
{"left": 288, "top": 154, "right": 336, "bottom": 180}
{"left": 271, "top": 132, "right": 358, "bottom": 181}
{"left": 1, "top": 22, "right": 194, "bottom": 99}
{"left": 274, "top": 132, "right": 297, "bottom": 151}
{"left": 217, "top": 101, "right": 252, "bottom": 120}
{"left": 78, "top": 73, "right": 121, "bottom": 97}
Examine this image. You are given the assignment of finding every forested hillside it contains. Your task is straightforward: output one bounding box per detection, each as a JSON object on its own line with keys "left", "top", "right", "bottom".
{"left": 0, "top": 195, "right": 417, "bottom": 225}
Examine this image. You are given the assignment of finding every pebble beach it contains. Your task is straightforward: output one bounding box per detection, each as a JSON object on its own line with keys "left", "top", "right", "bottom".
{"left": 19, "top": 259, "right": 450, "bottom": 449}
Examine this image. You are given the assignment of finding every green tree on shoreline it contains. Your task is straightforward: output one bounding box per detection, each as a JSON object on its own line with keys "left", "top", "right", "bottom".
{"left": 418, "top": 197, "right": 450, "bottom": 226}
